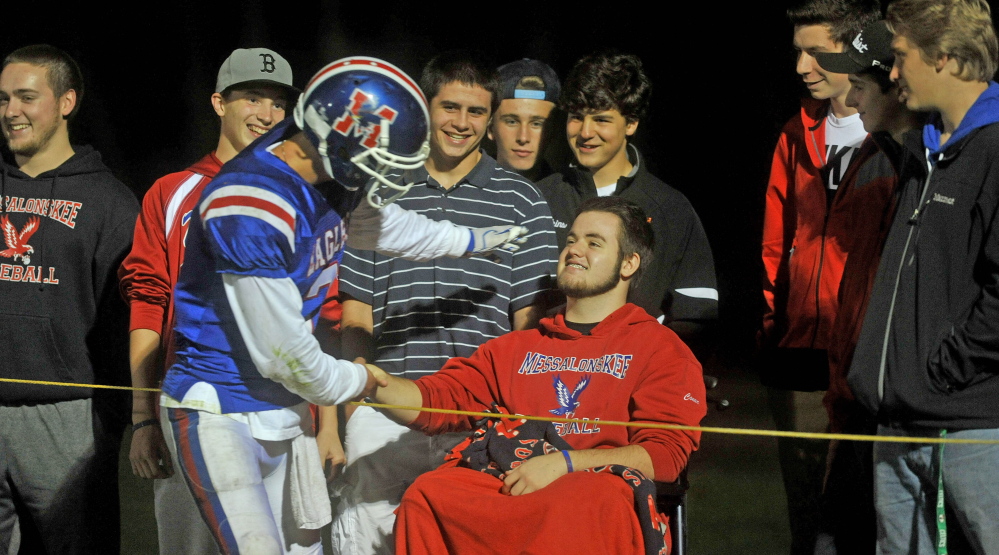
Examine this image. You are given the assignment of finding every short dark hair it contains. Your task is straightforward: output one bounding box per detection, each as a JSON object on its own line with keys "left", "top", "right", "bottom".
{"left": 560, "top": 52, "right": 651, "bottom": 123}
{"left": 787, "top": 0, "right": 882, "bottom": 44}
{"left": 3, "top": 44, "right": 84, "bottom": 119}
{"left": 419, "top": 50, "right": 500, "bottom": 113}
{"left": 575, "top": 196, "right": 654, "bottom": 287}
{"left": 856, "top": 67, "right": 895, "bottom": 92}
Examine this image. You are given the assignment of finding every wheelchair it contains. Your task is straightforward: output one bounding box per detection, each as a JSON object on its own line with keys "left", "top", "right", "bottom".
{"left": 656, "top": 375, "right": 728, "bottom": 555}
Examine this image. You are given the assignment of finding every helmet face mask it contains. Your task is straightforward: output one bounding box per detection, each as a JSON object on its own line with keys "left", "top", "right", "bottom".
{"left": 293, "top": 57, "right": 430, "bottom": 208}
{"left": 353, "top": 130, "right": 431, "bottom": 208}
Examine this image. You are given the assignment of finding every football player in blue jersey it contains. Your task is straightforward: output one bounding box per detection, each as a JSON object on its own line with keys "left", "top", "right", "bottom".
{"left": 157, "top": 57, "right": 529, "bottom": 554}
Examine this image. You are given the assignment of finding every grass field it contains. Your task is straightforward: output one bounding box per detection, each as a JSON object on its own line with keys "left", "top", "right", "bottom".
{"left": 686, "top": 361, "right": 792, "bottom": 553}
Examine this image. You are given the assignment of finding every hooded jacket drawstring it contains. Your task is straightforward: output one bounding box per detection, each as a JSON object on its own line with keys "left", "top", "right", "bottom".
{"left": 1, "top": 158, "right": 58, "bottom": 290}
{"left": 35, "top": 171, "right": 58, "bottom": 291}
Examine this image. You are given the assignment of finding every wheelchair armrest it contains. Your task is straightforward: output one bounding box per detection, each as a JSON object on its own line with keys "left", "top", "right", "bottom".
{"left": 654, "top": 468, "right": 690, "bottom": 499}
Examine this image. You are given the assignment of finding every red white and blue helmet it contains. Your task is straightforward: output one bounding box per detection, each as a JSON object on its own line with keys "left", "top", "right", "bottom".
{"left": 293, "top": 56, "right": 430, "bottom": 208}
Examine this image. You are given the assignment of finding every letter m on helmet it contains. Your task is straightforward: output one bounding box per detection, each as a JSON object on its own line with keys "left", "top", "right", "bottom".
{"left": 332, "top": 88, "right": 399, "bottom": 149}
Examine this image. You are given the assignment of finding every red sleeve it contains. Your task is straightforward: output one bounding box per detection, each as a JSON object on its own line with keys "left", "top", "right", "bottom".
{"left": 762, "top": 129, "right": 794, "bottom": 341}
{"left": 118, "top": 178, "right": 171, "bottom": 334}
{"left": 630, "top": 330, "right": 707, "bottom": 482}
{"left": 411, "top": 340, "right": 505, "bottom": 434}
{"left": 319, "top": 277, "right": 342, "bottom": 327}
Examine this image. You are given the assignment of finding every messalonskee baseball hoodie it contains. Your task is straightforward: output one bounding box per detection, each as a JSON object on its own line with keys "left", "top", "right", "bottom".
{"left": 0, "top": 146, "right": 138, "bottom": 404}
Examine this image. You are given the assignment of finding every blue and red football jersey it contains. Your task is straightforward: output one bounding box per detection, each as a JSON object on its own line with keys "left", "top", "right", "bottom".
{"left": 162, "top": 119, "right": 362, "bottom": 413}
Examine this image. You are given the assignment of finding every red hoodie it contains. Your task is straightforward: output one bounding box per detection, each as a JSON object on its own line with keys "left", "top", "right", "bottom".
{"left": 412, "top": 303, "right": 706, "bottom": 483}
{"left": 395, "top": 304, "right": 705, "bottom": 555}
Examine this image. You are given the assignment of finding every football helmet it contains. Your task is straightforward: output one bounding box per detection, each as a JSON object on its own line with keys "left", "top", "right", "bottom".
{"left": 293, "top": 56, "right": 430, "bottom": 208}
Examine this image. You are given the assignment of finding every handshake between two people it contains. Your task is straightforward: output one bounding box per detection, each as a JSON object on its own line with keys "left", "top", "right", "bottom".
{"left": 359, "top": 363, "right": 390, "bottom": 400}
{"left": 352, "top": 364, "right": 425, "bottom": 427}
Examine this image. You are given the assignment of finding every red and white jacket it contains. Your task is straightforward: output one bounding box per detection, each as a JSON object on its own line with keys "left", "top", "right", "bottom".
{"left": 118, "top": 152, "right": 222, "bottom": 374}
{"left": 762, "top": 99, "right": 876, "bottom": 351}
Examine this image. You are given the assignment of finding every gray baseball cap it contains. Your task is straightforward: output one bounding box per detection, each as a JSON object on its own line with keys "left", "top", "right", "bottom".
{"left": 497, "top": 59, "right": 560, "bottom": 102}
{"left": 216, "top": 48, "right": 298, "bottom": 95}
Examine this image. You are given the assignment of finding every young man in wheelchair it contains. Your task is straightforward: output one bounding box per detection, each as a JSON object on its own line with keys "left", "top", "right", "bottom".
{"left": 365, "top": 196, "right": 706, "bottom": 554}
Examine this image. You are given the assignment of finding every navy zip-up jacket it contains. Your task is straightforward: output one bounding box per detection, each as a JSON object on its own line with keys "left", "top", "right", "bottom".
{"left": 849, "top": 82, "right": 999, "bottom": 429}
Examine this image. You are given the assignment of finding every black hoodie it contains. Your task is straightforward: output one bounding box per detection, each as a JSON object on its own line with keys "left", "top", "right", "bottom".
{"left": 0, "top": 146, "right": 138, "bottom": 404}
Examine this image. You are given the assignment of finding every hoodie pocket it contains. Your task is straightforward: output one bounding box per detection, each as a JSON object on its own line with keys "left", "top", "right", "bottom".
{"left": 0, "top": 313, "right": 75, "bottom": 383}
{"left": 926, "top": 321, "right": 969, "bottom": 393}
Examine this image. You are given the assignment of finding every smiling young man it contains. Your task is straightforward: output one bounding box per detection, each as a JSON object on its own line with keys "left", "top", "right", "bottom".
{"left": 810, "top": 20, "right": 924, "bottom": 553}
{"left": 116, "top": 47, "right": 296, "bottom": 554}
{"left": 537, "top": 52, "right": 717, "bottom": 349}
{"left": 759, "top": 2, "right": 881, "bottom": 552}
{"left": 364, "top": 196, "right": 705, "bottom": 555}
{"left": 0, "top": 45, "right": 139, "bottom": 554}
{"left": 332, "top": 50, "right": 557, "bottom": 555}
{"left": 845, "top": 1, "right": 999, "bottom": 552}
{"left": 488, "top": 58, "right": 560, "bottom": 181}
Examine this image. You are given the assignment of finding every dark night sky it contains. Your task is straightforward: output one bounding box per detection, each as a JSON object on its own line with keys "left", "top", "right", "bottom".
{"left": 3, "top": 1, "right": 929, "bottom": 359}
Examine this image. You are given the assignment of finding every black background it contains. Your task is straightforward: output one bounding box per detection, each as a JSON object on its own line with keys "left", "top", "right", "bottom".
{"left": 9, "top": 1, "right": 987, "bottom": 361}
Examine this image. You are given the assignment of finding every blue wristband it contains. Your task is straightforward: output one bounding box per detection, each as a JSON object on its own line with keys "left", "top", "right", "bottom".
{"left": 561, "top": 450, "right": 574, "bottom": 473}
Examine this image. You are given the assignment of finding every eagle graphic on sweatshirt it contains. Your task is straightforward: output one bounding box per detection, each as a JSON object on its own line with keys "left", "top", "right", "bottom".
{"left": 550, "top": 374, "right": 590, "bottom": 416}
{"left": 1, "top": 215, "right": 40, "bottom": 265}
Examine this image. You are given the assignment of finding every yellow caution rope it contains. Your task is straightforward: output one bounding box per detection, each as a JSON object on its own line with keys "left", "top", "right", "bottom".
{"left": 2, "top": 377, "right": 994, "bottom": 445}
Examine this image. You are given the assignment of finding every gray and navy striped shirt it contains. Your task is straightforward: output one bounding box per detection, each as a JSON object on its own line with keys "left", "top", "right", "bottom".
{"left": 339, "top": 151, "right": 559, "bottom": 379}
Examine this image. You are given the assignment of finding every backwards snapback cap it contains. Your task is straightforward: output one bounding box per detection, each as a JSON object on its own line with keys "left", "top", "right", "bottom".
{"left": 814, "top": 21, "right": 894, "bottom": 75}
{"left": 497, "top": 59, "right": 560, "bottom": 102}
{"left": 216, "top": 48, "right": 298, "bottom": 95}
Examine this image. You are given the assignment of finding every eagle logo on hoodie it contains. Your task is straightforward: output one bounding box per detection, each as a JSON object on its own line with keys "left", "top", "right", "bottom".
{"left": 1, "top": 215, "right": 40, "bottom": 265}
{"left": 550, "top": 374, "right": 590, "bottom": 417}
